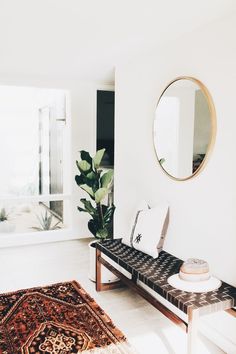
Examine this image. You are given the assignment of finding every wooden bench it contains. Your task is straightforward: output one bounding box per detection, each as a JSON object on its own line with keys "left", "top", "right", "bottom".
{"left": 96, "top": 238, "right": 236, "bottom": 354}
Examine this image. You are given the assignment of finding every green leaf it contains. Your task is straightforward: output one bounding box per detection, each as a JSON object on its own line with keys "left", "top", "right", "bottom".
{"left": 77, "top": 160, "right": 91, "bottom": 173}
{"left": 88, "top": 219, "right": 98, "bottom": 237}
{"left": 75, "top": 174, "right": 84, "bottom": 186}
{"left": 31, "top": 227, "right": 42, "bottom": 231}
{"left": 51, "top": 221, "right": 61, "bottom": 230}
{"left": 76, "top": 160, "right": 82, "bottom": 171}
{"left": 93, "top": 148, "right": 105, "bottom": 169}
{"left": 84, "top": 171, "right": 98, "bottom": 188}
{"left": 103, "top": 204, "right": 115, "bottom": 224}
{"left": 159, "top": 158, "right": 165, "bottom": 165}
{"left": 96, "top": 228, "right": 108, "bottom": 239}
{"left": 80, "top": 184, "right": 94, "bottom": 198}
{"left": 80, "top": 150, "right": 92, "bottom": 164}
{"left": 95, "top": 187, "right": 108, "bottom": 203}
{"left": 80, "top": 199, "right": 97, "bottom": 214}
{"left": 77, "top": 206, "right": 87, "bottom": 212}
{"left": 101, "top": 170, "right": 114, "bottom": 188}
{"left": 86, "top": 171, "right": 97, "bottom": 180}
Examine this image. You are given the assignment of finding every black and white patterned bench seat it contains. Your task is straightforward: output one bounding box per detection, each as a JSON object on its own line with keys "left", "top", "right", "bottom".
{"left": 96, "top": 239, "right": 236, "bottom": 315}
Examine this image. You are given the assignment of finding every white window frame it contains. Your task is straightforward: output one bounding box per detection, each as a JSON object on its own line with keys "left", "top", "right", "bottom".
{"left": 0, "top": 89, "right": 72, "bottom": 248}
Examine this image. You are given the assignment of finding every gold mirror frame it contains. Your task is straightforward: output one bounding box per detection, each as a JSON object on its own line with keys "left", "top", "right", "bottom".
{"left": 153, "top": 76, "right": 217, "bottom": 181}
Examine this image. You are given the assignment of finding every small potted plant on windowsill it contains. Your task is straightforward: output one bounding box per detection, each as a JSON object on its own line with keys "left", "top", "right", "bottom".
{"left": 32, "top": 210, "right": 62, "bottom": 231}
{"left": 0, "top": 208, "right": 15, "bottom": 233}
{"left": 75, "top": 148, "right": 117, "bottom": 282}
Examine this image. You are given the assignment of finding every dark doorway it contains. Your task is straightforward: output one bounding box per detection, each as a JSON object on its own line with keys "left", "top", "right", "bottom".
{"left": 96, "top": 90, "right": 114, "bottom": 167}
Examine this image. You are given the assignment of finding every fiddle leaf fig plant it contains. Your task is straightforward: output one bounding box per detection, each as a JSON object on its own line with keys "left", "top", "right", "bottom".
{"left": 75, "top": 148, "right": 115, "bottom": 240}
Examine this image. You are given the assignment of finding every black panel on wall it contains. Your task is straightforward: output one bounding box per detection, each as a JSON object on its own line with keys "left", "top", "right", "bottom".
{"left": 96, "top": 90, "right": 114, "bottom": 167}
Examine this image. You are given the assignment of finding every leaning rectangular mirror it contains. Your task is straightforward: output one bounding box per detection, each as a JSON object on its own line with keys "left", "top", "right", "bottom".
{"left": 153, "top": 77, "right": 216, "bottom": 181}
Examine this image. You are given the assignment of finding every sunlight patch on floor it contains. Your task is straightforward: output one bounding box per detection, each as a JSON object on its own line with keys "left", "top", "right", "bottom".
{"left": 129, "top": 326, "right": 186, "bottom": 354}
{"left": 129, "top": 320, "right": 224, "bottom": 354}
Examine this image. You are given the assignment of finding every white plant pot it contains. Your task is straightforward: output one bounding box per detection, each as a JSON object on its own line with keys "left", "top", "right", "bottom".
{"left": 0, "top": 221, "right": 15, "bottom": 233}
{"left": 89, "top": 241, "right": 119, "bottom": 283}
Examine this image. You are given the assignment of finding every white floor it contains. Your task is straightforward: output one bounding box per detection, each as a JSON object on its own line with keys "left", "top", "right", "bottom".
{"left": 0, "top": 238, "right": 225, "bottom": 354}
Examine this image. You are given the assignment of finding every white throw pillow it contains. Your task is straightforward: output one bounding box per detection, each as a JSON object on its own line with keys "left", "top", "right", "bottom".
{"left": 122, "top": 200, "right": 150, "bottom": 247}
{"left": 132, "top": 204, "right": 169, "bottom": 258}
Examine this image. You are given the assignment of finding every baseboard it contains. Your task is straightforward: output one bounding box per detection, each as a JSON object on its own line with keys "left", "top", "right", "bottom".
{"left": 0, "top": 228, "right": 81, "bottom": 248}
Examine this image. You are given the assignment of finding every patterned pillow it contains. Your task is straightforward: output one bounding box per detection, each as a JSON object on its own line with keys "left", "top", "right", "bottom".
{"left": 122, "top": 200, "right": 150, "bottom": 247}
{"left": 132, "top": 204, "right": 169, "bottom": 258}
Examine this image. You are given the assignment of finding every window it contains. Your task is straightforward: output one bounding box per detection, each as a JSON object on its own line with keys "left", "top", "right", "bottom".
{"left": 0, "top": 86, "right": 70, "bottom": 235}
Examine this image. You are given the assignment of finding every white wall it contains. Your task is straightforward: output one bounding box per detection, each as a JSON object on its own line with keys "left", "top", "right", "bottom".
{"left": 114, "top": 13, "right": 236, "bottom": 351}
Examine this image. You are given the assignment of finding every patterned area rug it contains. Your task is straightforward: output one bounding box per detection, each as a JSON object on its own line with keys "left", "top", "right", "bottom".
{"left": 0, "top": 281, "right": 135, "bottom": 353}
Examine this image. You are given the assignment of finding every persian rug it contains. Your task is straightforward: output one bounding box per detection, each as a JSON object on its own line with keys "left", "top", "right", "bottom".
{"left": 0, "top": 281, "right": 136, "bottom": 354}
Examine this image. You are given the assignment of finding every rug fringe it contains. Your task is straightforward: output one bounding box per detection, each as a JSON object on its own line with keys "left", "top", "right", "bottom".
{"left": 80, "top": 341, "right": 138, "bottom": 354}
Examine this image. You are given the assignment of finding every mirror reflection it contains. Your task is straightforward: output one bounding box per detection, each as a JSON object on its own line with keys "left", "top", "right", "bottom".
{"left": 154, "top": 77, "right": 215, "bottom": 180}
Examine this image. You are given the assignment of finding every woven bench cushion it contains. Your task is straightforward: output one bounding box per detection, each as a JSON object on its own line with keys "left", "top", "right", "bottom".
{"left": 96, "top": 239, "right": 236, "bottom": 315}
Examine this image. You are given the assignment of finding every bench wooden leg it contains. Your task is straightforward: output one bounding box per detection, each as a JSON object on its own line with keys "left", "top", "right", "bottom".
{"left": 96, "top": 248, "right": 102, "bottom": 292}
{"left": 96, "top": 248, "right": 124, "bottom": 291}
{"left": 187, "top": 307, "right": 199, "bottom": 354}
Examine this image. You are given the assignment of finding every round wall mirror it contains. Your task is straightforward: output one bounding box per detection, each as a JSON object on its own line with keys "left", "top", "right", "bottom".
{"left": 154, "top": 77, "right": 216, "bottom": 180}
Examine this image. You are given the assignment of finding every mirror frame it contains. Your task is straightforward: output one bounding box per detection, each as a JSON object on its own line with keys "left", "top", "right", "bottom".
{"left": 153, "top": 76, "right": 217, "bottom": 181}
